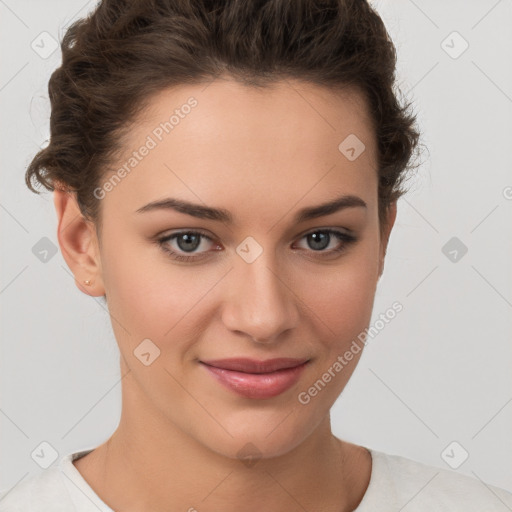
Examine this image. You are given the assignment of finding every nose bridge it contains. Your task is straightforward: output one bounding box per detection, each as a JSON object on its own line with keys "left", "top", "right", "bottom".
{"left": 222, "top": 247, "right": 299, "bottom": 342}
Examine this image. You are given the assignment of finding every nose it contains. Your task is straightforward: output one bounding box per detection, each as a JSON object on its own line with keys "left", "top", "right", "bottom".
{"left": 221, "top": 253, "right": 300, "bottom": 344}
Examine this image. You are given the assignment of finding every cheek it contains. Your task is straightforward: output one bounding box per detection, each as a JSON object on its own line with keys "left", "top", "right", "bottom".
{"left": 291, "top": 252, "right": 379, "bottom": 407}
{"left": 100, "top": 234, "right": 230, "bottom": 376}
{"left": 299, "top": 247, "right": 380, "bottom": 347}
{"left": 100, "top": 232, "right": 193, "bottom": 346}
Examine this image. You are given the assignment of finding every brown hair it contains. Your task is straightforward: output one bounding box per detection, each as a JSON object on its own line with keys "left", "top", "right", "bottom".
{"left": 25, "top": 0, "right": 421, "bottom": 236}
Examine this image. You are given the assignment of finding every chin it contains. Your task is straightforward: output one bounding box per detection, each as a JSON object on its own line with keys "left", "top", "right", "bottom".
{"left": 203, "top": 432, "right": 304, "bottom": 463}
{"left": 191, "top": 408, "right": 326, "bottom": 463}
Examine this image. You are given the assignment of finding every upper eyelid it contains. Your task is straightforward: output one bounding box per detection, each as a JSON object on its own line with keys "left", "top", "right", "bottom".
{"left": 159, "top": 229, "right": 214, "bottom": 243}
{"left": 160, "top": 226, "right": 353, "bottom": 239}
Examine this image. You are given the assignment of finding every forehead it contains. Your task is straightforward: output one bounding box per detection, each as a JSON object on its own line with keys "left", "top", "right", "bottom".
{"left": 101, "top": 78, "right": 378, "bottom": 224}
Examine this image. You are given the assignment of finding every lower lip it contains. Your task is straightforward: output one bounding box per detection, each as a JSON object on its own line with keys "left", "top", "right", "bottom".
{"left": 200, "top": 362, "right": 309, "bottom": 399}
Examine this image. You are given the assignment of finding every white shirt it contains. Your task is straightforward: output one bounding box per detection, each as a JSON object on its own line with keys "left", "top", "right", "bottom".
{"left": 1, "top": 446, "right": 511, "bottom": 511}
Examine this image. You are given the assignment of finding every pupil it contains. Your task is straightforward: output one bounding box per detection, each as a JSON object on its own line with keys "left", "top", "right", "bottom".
{"left": 308, "top": 232, "right": 329, "bottom": 251}
{"left": 177, "top": 233, "right": 200, "bottom": 252}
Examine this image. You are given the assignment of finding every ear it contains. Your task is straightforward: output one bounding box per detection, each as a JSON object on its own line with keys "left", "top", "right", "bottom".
{"left": 378, "top": 201, "right": 397, "bottom": 279}
{"left": 53, "top": 187, "right": 105, "bottom": 297}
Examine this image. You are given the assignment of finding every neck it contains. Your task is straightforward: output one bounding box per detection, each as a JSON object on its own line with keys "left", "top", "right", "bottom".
{"left": 74, "top": 366, "right": 371, "bottom": 512}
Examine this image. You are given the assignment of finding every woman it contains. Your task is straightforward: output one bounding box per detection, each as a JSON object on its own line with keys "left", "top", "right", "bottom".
{"left": 1, "top": 0, "right": 511, "bottom": 510}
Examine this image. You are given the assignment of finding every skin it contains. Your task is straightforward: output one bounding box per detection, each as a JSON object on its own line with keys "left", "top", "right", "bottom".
{"left": 53, "top": 77, "right": 397, "bottom": 512}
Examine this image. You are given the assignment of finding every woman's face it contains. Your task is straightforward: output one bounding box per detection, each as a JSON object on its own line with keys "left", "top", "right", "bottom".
{"left": 82, "top": 78, "right": 395, "bottom": 459}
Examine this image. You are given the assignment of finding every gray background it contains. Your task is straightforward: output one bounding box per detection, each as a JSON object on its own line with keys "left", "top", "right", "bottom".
{"left": 1, "top": 0, "right": 511, "bottom": 497}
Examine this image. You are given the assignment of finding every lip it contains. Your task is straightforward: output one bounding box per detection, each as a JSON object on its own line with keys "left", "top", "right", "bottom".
{"left": 200, "top": 358, "right": 310, "bottom": 399}
{"left": 201, "top": 357, "right": 309, "bottom": 373}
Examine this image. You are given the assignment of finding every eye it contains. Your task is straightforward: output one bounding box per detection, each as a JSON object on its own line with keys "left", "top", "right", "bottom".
{"left": 293, "top": 229, "right": 357, "bottom": 257}
{"left": 157, "top": 230, "right": 219, "bottom": 262}
{"left": 157, "top": 228, "right": 357, "bottom": 263}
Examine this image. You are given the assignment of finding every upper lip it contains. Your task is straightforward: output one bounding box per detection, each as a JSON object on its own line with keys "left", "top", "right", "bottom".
{"left": 200, "top": 358, "right": 310, "bottom": 374}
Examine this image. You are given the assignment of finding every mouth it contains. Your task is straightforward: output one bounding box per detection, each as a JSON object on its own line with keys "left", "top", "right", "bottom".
{"left": 199, "top": 358, "right": 310, "bottom": 399}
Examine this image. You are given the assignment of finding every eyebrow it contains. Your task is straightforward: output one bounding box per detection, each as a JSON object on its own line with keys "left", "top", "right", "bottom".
{"left": 135, "top": 194, "right": 367, "bottom": 224}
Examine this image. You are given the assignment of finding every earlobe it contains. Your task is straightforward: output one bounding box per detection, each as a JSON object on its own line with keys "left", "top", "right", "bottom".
{"left": 378, "top": 201, "right": 397, "bottom": 278}
{"left": 53, "top": 188, "right": 105, "bottom": 297}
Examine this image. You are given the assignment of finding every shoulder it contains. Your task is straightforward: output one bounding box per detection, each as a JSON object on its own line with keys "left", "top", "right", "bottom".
{"left": 362, "top": 448, "right": 512, "bottom": 511}
{"left": 0, "top": 465, "right": 72, "bottom": 512}
{"left": 0, "top": 448, "right": 105, "bottom": 512}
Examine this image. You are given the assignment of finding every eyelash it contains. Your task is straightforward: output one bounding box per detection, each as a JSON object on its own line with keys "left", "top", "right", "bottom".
{"left": 156, "top": 228, "right": 357, "bottom": 262}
